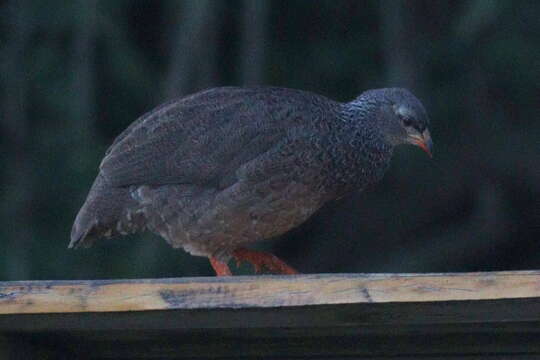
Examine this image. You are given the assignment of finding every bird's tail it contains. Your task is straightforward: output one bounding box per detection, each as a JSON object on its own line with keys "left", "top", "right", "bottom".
{"left": 69, "top": 175, "right": 136, "bottom": 249}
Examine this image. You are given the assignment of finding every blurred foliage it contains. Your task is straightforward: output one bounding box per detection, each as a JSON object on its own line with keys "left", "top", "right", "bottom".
{"left": 0, "top": 0, "right": 538, "bottom": 280}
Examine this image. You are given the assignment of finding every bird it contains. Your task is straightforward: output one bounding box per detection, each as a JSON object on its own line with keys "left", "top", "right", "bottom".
{"left": 70, "top": 86, "right": 432, "bottom": 276}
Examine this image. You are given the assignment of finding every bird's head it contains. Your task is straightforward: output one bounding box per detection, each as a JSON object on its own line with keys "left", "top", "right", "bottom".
{"left": 350, "top": 88, "right": 433, "bottom": 157}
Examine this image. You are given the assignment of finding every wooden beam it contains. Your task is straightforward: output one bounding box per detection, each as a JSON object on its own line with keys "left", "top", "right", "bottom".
{"left": 1, "top": 270, "right": 540, "bottom": 314}
{"left": 2, "top": 271, "right": 540, "bottom": 358}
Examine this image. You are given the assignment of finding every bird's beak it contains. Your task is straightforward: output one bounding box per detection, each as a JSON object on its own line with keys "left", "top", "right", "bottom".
{"left": 409, "top": 129, "right": 433, "bottom": 157}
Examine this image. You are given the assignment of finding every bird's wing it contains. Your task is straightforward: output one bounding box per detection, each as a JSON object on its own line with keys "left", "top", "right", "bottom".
{"left": 99, "top": 87, "right": 326, "bottom": 188}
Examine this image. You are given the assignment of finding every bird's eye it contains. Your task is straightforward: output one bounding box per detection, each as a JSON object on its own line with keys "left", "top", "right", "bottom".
{"left": 402, "top": 117, "right": 413, "bottom": 127}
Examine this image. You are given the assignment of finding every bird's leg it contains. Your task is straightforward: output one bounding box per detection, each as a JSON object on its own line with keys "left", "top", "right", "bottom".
{"left": 232, "top": 248, "right": 299, "bottom": 275}
{"left": 209, "top": 257, "right": 232, "bottom": 276}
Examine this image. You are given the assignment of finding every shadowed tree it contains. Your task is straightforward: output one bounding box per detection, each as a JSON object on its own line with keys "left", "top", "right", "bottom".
{"left": 164, "top": 0, "right": 221, "bottom": 98}
{"left": 71, "top": 0, "right": 97, "bottom": 144}
{"left": 1, "top": 0, "right": 34, "bottom": 279}
{"left": 239, "top": 0, "right": 269, "bottom": 85}
{"left": 379, "top": 0, "right": 422, "bottom": 91}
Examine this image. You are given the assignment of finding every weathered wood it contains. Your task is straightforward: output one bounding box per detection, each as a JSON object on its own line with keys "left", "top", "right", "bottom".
{"left": 2, "top": 271, "right": 540, "bottom": 359}
{"left": 2, "top": 298, "right": 540, "bottom": 358}
{"left": 2, "top": 271, "right": 540, "bottom": 314}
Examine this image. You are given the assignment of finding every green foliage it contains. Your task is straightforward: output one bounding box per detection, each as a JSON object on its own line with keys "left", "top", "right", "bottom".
{"left": 0, "top": 0, "right": 538, "bottom": 280}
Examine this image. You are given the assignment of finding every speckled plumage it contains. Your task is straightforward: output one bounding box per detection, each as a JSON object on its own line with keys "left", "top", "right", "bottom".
{"left": 70, "top": 86, "right": 431, "bottom": 268}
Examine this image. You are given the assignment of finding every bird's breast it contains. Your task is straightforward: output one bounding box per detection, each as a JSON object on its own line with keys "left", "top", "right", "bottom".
{"left": 318, "top": 134, "right": 393, "bottom": 196}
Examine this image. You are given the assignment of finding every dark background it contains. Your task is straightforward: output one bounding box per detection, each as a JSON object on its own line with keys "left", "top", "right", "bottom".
{"left": 1, "top": 0, "right": 538, "bottom": 280}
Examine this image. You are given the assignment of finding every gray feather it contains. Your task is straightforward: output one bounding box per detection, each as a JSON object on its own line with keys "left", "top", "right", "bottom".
{"left": 71, "top": 86, "right": 429, "bottom": 259}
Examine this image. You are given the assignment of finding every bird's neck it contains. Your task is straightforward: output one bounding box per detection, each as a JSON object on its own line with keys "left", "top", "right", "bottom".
{"left": 338, "top": 100, "right": 393, "bottom": 151}
{"left": 312, "top": 102, "right": 394, "bottom": 196}
{"left": 340, "top": 97, "right": 379, "bottom": 122}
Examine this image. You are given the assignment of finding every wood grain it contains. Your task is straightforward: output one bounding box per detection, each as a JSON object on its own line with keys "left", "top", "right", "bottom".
{"left": 3, "top": 271, "right": 540, "bottom": 358}
{"left": 1, "top": 270, "right": 540, "bottom": 314}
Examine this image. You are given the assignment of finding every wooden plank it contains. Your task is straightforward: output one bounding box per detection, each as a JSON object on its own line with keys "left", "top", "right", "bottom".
{"left": 2, "top": 271, "right": 540, "bottom": 314}
{"left": 4, "top": 324, "right": 540, "bottom": 359}
{"left": 3, "top": 297, "right": 540, "bottom": 331}
{"left": 2, "top": 271, "right": 540, "bottom": 358}
{"left": 2, "top": 300, "right": 540, "bottom": 358}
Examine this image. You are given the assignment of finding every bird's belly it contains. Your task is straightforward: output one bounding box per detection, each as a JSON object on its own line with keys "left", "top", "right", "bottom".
{"left": 134, "top": 181, "right": 324, "bottom": 260}
{"left": 191, "top": 180, "right": 324, "bottom": 259}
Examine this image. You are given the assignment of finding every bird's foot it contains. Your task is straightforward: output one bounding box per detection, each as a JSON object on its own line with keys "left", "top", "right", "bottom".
{"left": 232, "top": 248, "right": 299, "bottom": 275}
{"left": 209, "top": 257, "right": 232, "bottom": 276}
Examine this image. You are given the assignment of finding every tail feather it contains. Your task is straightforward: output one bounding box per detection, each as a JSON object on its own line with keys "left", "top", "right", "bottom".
{"left": 69, "top": 211, "right": 99, "bottom": 249}
{"left": 70, "top": 175, "right": 134, "bottom": 249}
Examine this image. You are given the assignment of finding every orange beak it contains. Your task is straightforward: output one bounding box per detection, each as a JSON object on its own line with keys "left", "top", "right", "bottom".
{"left": 410, "top": 129, "right": 433, "bottom": 157}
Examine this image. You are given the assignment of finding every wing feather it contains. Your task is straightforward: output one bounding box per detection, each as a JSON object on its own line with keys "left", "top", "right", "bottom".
{"left": 99, "top": 87, "right": 323, "bottom": 188}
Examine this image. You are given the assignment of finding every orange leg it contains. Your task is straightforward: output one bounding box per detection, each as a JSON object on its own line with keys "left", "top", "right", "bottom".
{"left": 232, "top": 248, "right": 299, "bottom": 275}
{"left": 209, "top": 257, "right": 232, "bottom": 276}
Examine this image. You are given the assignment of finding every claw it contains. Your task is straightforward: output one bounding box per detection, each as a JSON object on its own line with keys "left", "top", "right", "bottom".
{"left": 209, "top": 257, "right": 232, "bottom": 276}
{"left": 232, "top": 248, "right": 299, "bottom": 275}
